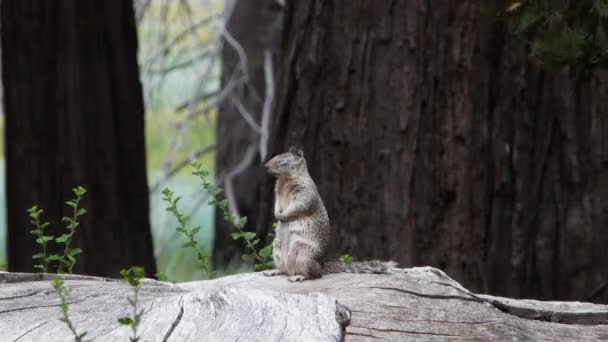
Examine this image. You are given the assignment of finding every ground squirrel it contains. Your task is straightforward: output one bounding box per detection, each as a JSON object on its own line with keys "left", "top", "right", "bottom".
{"left": 263, "top": 147, "right": 395, "bottom": 282}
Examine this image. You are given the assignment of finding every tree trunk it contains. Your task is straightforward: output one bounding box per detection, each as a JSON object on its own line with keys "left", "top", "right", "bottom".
{"left": 2, "top": 0, "right": 157, "bottom": 277}
{"left": 214, "top": 0, "right": 283, "bottom": 268}
{"left": 258, "top": 1, "right": 608, "bottom": 303}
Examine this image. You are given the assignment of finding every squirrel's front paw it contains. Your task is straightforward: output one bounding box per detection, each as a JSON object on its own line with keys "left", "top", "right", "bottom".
{"left": 263, "top": 269, "right": 283, "bottom": 277}
{"left": 288, "top": 275, "right": 305, "bottom": 282}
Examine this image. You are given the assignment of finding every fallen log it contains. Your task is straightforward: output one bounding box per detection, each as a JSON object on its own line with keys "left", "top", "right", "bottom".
{"left": 1, "top": 267, "right": 607, "bottom": 341}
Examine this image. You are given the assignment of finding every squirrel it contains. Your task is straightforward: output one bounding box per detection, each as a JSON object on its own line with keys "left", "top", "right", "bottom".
{"left": 262, "top": 147, "right": 396, "bottom": 282}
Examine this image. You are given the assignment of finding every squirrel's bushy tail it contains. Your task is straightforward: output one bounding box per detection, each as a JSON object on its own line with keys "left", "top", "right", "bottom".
{"left": 322, "top": 260, "right": 396, "bottom": 274}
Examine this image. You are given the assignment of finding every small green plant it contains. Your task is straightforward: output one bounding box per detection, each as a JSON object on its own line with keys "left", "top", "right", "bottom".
{"left": 191, "top": 162, "right": 274, "bottom": 271}
{"left": 118, "top": 266, "right": 146, "bottom": 342}
{"left": 28, "top": 206, "right": 53, "bottom": 272}
{"left": 28, "top": 187, "right": 88, "bottom": 341}
{"left": 28, "top": 186, "right": 87, "bottom": 274}
{"left": 161, "top": 187, "right": 213, "bottom": 277}
{"left": 339, "top": 255, "right": 353, "bottom": 263}
{"left": 154, "top": 271, "right": 169, "bottom": 282}
{"left": 52, "top": 276, "right": 88, "bottom": 342}
{"left": 56, "top": 186, "right": 87, "bottom": 274}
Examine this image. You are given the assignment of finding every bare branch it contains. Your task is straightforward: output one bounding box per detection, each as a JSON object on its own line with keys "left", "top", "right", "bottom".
{"left": 143, "top": 16, "right": 213, "bottom": 68}
{"left": 259, "top": 50, "right": 275, "bottom": 161}
{"left": 222, "top": 145, "right": 257, "bottom": 221}
{"left": 229, "top": 94, "right": 262, "bottom": 133}
{"left": 150, "top": 144, "right": 217, "bottom": 193}
{"left": 146, "top": 50, "right": 213, "bottom": 75}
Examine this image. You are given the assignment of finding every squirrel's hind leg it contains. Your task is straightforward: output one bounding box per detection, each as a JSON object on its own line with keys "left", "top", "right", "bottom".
{"left": 287, "top": 240, "right": 323, "bottom": 282}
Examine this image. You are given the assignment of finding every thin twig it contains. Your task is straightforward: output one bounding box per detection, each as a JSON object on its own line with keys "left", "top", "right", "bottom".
{"left": 150, "top": 144, "right": 217, "bottom": 193}
{"left": 223, "top": 145, "right": 257, "bottom": 220}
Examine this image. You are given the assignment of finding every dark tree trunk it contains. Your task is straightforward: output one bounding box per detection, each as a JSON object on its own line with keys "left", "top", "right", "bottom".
{"left": 214, "top": 0, "right": 283, "bottom": 268}
{"left": 2, "top": 0, "right": 157, "bottom": 277}
{"left": 258, "top": 1, "right": 608, "bottom": 303}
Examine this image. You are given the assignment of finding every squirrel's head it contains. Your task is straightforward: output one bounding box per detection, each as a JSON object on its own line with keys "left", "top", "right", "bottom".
{"left": 265, "top": 146, "right": 307, "bottom": 177}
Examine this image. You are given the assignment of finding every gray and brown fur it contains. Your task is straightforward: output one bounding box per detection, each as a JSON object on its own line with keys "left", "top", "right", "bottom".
{"left": 263, "top": 147, "right": 395, "bottom": 282}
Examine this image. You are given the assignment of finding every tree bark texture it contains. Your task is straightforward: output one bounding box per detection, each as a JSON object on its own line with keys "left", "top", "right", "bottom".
{"left": 257, "top": 1, "right": 608, "bottom": 303}
{"left": 214, "top": 0, "right": 283, "bottom": 268}
{"left": 2, "top": 0, "right": 157, "bottom": 277}
{"left": 3, "top": 268, "right": 608, "bottom": 341}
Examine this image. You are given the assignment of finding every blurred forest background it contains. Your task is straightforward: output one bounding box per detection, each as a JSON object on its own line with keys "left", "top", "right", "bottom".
{"left": 0, "top": 0, "right": 607, "bottom": 305}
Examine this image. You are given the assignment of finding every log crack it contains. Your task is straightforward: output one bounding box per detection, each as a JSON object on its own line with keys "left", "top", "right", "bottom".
{"left": 162, "top": 297, "right": 185, "bottom": 341}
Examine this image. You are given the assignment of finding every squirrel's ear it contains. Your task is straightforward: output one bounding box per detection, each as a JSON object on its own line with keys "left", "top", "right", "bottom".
{"left": 288, "top": 145, "right": 304, "bottom": 158}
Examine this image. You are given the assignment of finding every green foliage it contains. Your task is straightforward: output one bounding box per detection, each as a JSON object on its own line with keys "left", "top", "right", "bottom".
{"left": 52, "top": 276, "right": 88, "bottom": 342}
{"left": 154, "top": 271, "right": 169, "bottom": 282}
{"left": 118, "top": 267, "right": 146, "bottom": 342}
{"left": 161, "top": 187, "right": 213, "bottom": 277}
{"left": 57, "top": 186, "right": 87, "bottom": 274}
{"left": 191, "top": 162, "right": 274, "bottom": 272}
{"left": 28, "top": 206, "right": 52, "bottom": 272}
{"left": 500, "top": 0, "right": 608, "bottom": 70}
{"left": 28, "top": 186, "right": 87, "bottom": 274}
{"left": 339, "top": 255, "right": 354, "bottom": 263}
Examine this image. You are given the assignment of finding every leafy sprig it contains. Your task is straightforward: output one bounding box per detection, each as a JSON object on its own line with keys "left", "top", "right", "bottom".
{"left": 339, "top": 255, "right": 353, "bottom": 263}
{"left": 28, "top": 206, "right": 53, "bottom": 272}
{"left": 161, "top": 187, "right": 212, "bottom": 277}
{"left": 118, "top": 266, "right": 146, "bottom": 342}
{"left": 52, "top": 276, "right": 88, "bottom": 342}
{"left": 56, "top": 186, "right": 87, "bottom": 274}
{"left": 191, "top": 162, "right": 273, "bottom": 271}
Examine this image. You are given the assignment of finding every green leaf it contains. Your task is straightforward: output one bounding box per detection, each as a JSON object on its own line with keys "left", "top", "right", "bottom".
{"left": 32, "top": 253, "right": 45, "bottom": 259}
{"left": 238, "top": 216, "right": 248, "bottom": 228}
{"left": 76, "top": 208, "right": 87, "bottom": 216}
{"left": 339, "top": 254, "right": 353, "bottom": 263}
{"left": 118, "top": 317, "right": 133, "bottom": 325}
{"left": 55, "top": 234, "right": 71, "bottom": 243}
{"left": 66, "top": 200, "right": 77, "bottom": 208}
{"left": 191, "top": 227, "right": 201, "bottom": 235}
{"left": 47, "top": 255, "right": 63, "bottom": 261}
{"left": 155, "top": 272, "right": 169, "bottom": 282}
{"left": 181, "top": 241, "right": 196, "bottom": 248}
{"left": 52, "top": 276, "right": 64, "bottom": 288}
{"left": 68, "top": 248, "right": 83, "bottom": 256}
{"left": 259, "top": 245, "right": 273, "bottom": 258}
{"left": 73, "top": 186, "right": 87, "bottom": 196}
{"left": 242, "top": 232, "right": 257, "bottom": 241}
{"left": 231, "top": 232, "right": 243, "bottom": 240}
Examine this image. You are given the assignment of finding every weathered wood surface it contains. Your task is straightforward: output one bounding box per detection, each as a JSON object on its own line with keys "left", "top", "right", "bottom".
{"left": 2, "top": 267, "right": 608, "bottom": 341}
